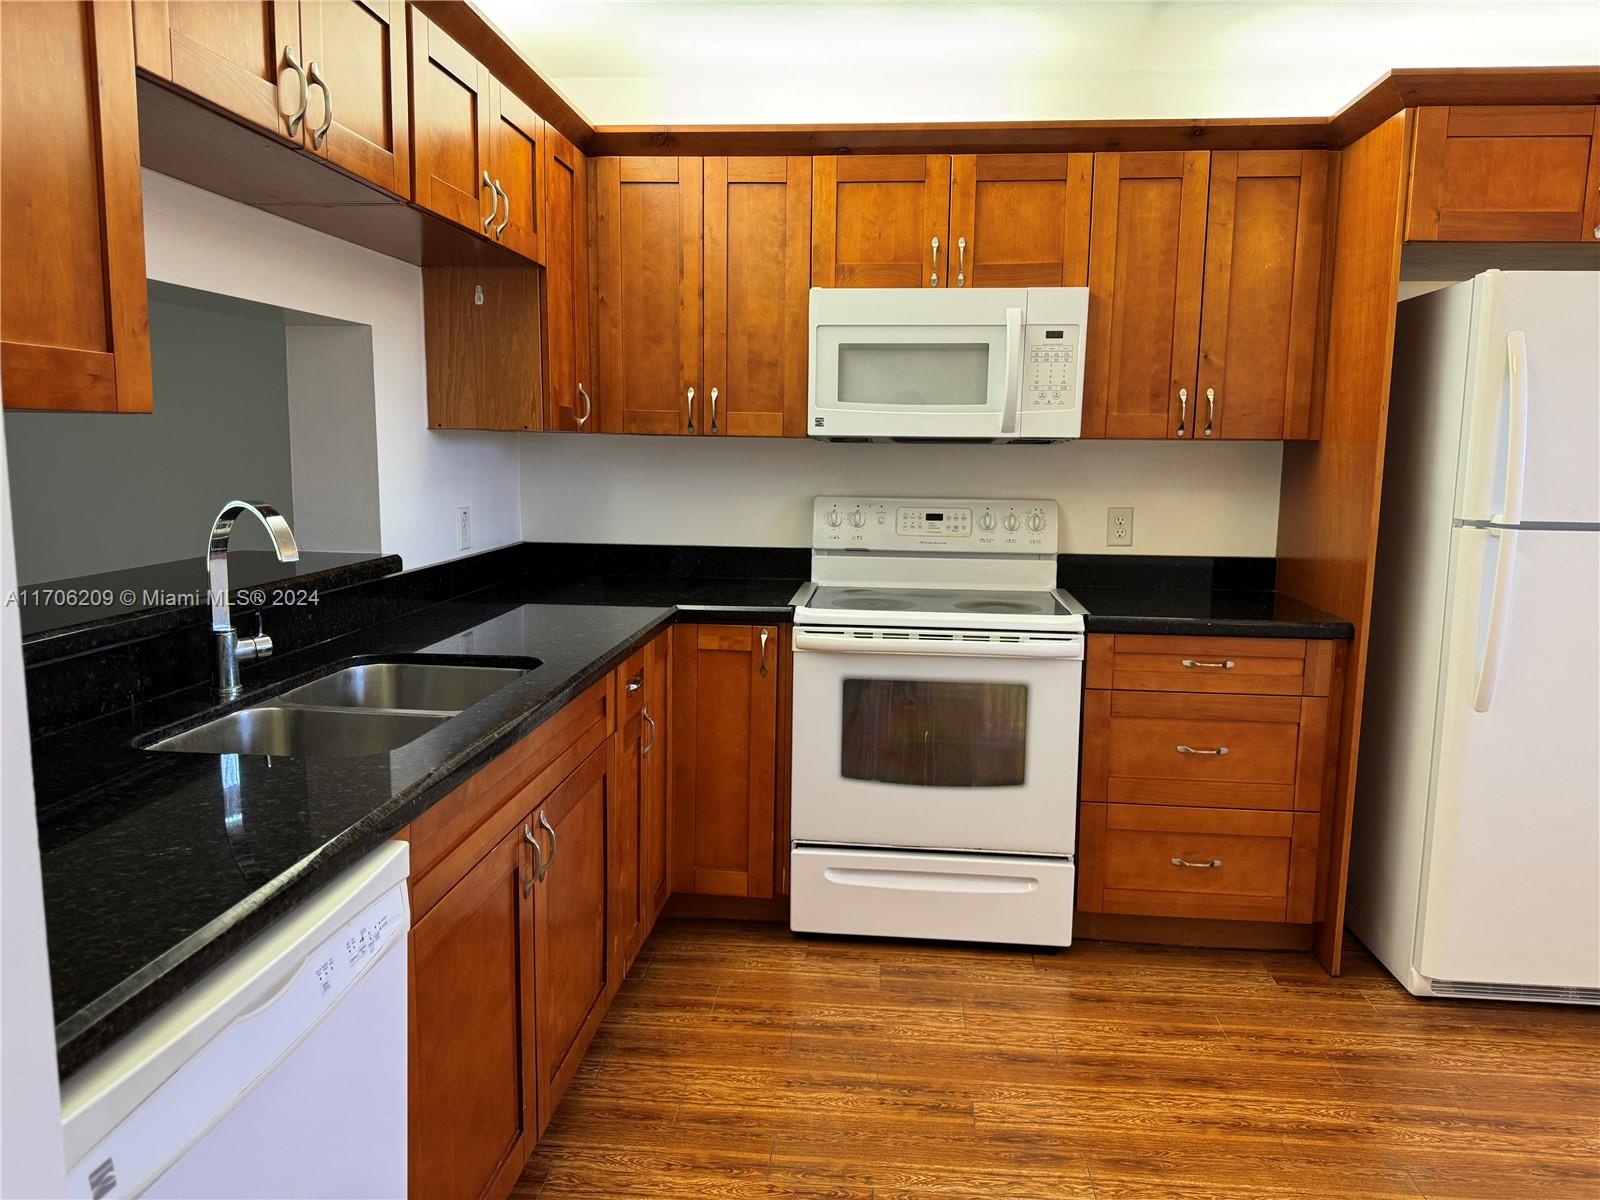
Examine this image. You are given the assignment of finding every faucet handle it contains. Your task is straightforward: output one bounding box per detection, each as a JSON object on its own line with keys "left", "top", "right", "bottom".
{"left": 236, "top": 610, "right": 273, "bottom": 664}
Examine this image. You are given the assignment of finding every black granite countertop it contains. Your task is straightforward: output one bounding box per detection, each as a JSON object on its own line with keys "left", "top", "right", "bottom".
{"left": 1072, "top": 587, "right": 1353, "bottom": 639}
{"left": 517, "top": 573, "right": 803, "bottom": 623}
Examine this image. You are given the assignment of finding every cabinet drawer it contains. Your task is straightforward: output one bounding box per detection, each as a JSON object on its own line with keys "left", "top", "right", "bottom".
{"left": 1109, "top": 715, "right": 1298, "bottom": 784}
{"left": 617, "top": 644, "right": 651, "bottom": 721}
{"left": 1104, "top": 635, "right": 1306, "bottom": 695}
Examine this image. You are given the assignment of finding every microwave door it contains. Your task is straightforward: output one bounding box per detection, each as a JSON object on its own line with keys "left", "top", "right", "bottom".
{"left": 812, "top": 324, "right": 1010, "bottom": 439}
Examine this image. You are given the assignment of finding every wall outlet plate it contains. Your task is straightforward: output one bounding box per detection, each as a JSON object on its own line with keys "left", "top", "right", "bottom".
{"left": 1106, "top": 506, "right": 1133, "bottom": 547}
{"left": 457, "top": 506, "right": 471, "bottom": 551}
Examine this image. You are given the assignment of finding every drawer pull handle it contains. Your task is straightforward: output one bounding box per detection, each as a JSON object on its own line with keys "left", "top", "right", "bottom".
{"left": 1181, "top": 658, "right": 1235, "bottom": 670}
{"left": 625, "top": 671, "right": 644, "bottom": 694}
{"left": 1171, "top": 857, "right": 1222, "bottom": 869}
{"left": 1176, "top": 745, "right": 1229, "bottom": 756}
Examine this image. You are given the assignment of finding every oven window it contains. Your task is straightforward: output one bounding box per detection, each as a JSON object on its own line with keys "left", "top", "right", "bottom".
{"left": 840, "top": 679, "right": 1027, "bottom": 787}
{"left": 837, "top": 343, "right": 989, "bottom": 408}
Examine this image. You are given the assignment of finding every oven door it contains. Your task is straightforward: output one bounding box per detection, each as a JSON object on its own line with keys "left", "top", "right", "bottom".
{"left": 791, "top": 629, "right": 1082, "bottom": 855}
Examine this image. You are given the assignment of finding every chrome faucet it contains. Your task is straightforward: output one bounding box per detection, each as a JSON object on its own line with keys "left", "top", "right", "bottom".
{"left": 208, "top": 501, "right": 299, "bottom": 700}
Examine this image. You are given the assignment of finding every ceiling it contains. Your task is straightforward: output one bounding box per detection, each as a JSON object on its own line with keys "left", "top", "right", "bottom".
{"left": 477, "top": 0, "right": 1600, "bottom": 126}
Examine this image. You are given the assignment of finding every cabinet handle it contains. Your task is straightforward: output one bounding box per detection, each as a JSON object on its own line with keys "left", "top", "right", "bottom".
{"left": 956, "top": 236, "right": 967, "bottom": 288}
{"left": 709, "top": 386, "right": 719, "bottom": 434}
{"left": 686, "top": 386, "right": 696, "bottom": 433}
{"left": 1181, "top": 658, "right": 1235, "bottom": 670}
{"left": 283, "top": 45, "right": 309, "bottom": 137}
{"left": 929, "top": 236, "right": 940, "bottom": 287}
{"left": 1171, "top": 857, "right": 1223, "bottom": 869}
{"left": 538, "top": 811, "right": 558, "bottom": 881}
{"left": 758, "top": 627, "right": 770, "bottom": 677}
{"left": 493, "top": 179, "right": 510, "bottom": 240}
{"left": 1203, "top": 387, "right": 1215, "bottom": 438}
{"left": 523, "top": 824, "right": 543, "bottom": 895}
{"left": 308, "top": 61, "right": 332, "bottom": 149}
{"left": 481, "top": 170, "right": 498, "bottom": 234}
{"left": 625, "top": 671, "right": 644, "bottom": 694}
{"left": 576, "top": 383, "right": 591, "bottom": 428}
{"left": 1176, "top": 387, "right": 1187, "bottom": 438}
{"left": 1176, "top": 744, "right": 1229, "bottom": 756}
{"left": 642, "top": 707, "right": 656, "bottom": 756}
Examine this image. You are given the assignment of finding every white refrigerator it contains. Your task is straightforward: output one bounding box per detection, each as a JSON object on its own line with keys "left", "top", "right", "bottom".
{"left": 1348, "top": 270, "right": 1600, "bottom": 1004}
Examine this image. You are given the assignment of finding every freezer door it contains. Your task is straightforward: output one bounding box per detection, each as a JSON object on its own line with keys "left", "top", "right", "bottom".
{"left": 1458, "top": 272, "right": 1600, "bottom": 526}
{"left": 1417, "top": 527, "right": 1600, "bottom": 989}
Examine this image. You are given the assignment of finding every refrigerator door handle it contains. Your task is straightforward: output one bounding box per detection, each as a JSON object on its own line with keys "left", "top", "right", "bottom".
{"left": 1497, "top": 331, "right": 1530, "bottom": 525}
{"left": 1473, "top": 528, "right": 1518, "bottom": 713}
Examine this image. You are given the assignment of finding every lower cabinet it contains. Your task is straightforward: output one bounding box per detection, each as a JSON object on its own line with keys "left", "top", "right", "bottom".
{"left": 611, "top": 632, "right": 671, "bottom": 983}
{"left": 670, "top": 623, "right": 781, "bottom": 899}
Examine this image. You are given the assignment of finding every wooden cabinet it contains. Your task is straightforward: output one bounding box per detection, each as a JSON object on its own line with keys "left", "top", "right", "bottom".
{"left": 408, "top": 10, "right": 491, "bottom": 234}
{"left": 1198, "top": 152, "right": 1331, "bottom": 440}
{"left": 703, "top": 158, "right": 812, "bottom": 437}
{"left": 410, "top": 818, "right": 536, "bottom": 1200}
{"left": 531, "top": 740, "right": 614, "bottom": 1133}
{"left": 1406, "top": 105, "right": 1600, "bottom": 242}
{"left": 133, "top": 0, "right": 303, "bottom": 139}
{"left": 299, "top": 0, "right": 410, "bottom": 195}
{"left": 1078, "top": 634, "right": 1344, "bottom": 928}
{"left": 2, "top": 0, "right": 151, "bottom": 414}
{"left": 488, "top": 80, "right": 544, "bottom": 262}
{"left": 1084, "top": 152, "right": 1209, "bottom": 439}
{"left": 671, "top": 624, "right": 779, "bottom": 898}
{"left": 596, "top": 157, "right": 702, "bottom": 434}
{"left": 812, "top": 155, "right": 951, "bottom": 287}
{"left": 949, "top": 154, "right": 1092, "bottom": 287}
{"left": 422, "top": 266, "right": 543, "bottom": 429}
{"left": 542, "top": 129, "right": 595, "bottom": 432}
{"left": 611, "top": 633, "right": 670, "bottom": 983}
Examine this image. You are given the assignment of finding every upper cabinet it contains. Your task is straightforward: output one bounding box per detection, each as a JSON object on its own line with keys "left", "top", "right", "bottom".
{"left": 488, "top": 81, "right": 544, "bottom": 262}
{"left": 1406, "top": 105, "right": 1600, "bottom": 242}
{"left": 299, "top": 0, "right": 410, "bottom": 195}
{"left": 408, "top": 11, "right": 491, "bottom": 234}
{"left": 542, "top": 129, "right": 594, "bottom": 432}
{"left": 812, "top": 155, "right": 951, "bottom": 287}
{"left": 949, "top": 153, "right": 1092, "bottom": 287}
{"left": 2, "top": 1, "right": 151, "bottom": 413}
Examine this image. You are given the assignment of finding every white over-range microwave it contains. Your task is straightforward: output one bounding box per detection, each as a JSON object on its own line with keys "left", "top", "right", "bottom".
{"left": 807, "top": 286, "right": 1088, "bottom": 442}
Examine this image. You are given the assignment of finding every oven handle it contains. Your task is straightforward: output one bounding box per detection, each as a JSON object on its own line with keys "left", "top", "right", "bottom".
{"left": 793, "top": 630, "right": 1083, "bottom": 659}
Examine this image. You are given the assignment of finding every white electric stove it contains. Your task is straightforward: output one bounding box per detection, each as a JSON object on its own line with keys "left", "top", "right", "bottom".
{"left": 788, "top": 497, "right": 1085, "bottom": 948}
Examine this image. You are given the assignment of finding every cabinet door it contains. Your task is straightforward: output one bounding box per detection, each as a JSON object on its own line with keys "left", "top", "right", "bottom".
{"left": 410, "top": 820, "right": 536, "bottom": 1200}
{"left": 812, "top": 155, "right": 951, "bottom": 287}
{"left": 596, "top": 157, "right": 703, "bottom": 435}
{"left": 543, "top": 129, "right": 594, "bottom": 432}
{"left": 611, "top": 700, "right": 646, "bottom": 983}
{"left": 641, "top": 634, "right": 671, "bottom": 922}
{"left": 488, "top": 80, "right": 544, "bottom": 262}
{"left": 1084, "top": 152, "right": 1209, "bottom": 439}
{"left": 703, "top": 157, "right": 812, "bottom": 437}
{"left": 422, "top": 266, "right": 542, "bottom": 429}
{"left": 1407, "top": 105, "right": 1600, "bottom": 242}
{"left": 408, "top": 9, "right": 491, "bottom": 234}
{"left": 532, "top": 740, "right": 613, "bottom": 1133}
{"left": 133, "top": 0, "right": 302, "bottom": 138}
{"left": 2, "top": 1, "right": 152, "bottom": 413}
{"left": 298, "top": 0, "right": 410, "bottom": 196}
{"left": 949, "top": 153, "right": 1091, "bottom": 287}
{"left": 1197, "top": 151, "right": 1330, "bottom": 441}
{"left": 671, "top": 624, "right": 778, "bottom": 899}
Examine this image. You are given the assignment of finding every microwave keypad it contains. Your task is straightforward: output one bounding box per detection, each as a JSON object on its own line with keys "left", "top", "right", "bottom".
{"left": 1025, "top": 328, "right": 1080, "bottom": 409}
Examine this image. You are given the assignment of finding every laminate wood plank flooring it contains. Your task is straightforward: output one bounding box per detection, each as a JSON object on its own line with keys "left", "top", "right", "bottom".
{"left": 514, "top": 921, "right": 1600, "bottom": 1199}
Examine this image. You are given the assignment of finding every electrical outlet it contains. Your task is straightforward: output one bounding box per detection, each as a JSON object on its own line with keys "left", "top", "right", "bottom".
{"left": 1106, "top": 506, "right": 1134, "bottom": 547}
{"left": 457, "top": 506, "right": 471, "bottom": 551}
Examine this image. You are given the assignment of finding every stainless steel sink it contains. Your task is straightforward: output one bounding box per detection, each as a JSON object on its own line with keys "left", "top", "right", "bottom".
{"left": 149, "top": 705, "right": 449, "bottom": 757}
{"left": 274, "top": 662, "right": 531, "bottom": 712}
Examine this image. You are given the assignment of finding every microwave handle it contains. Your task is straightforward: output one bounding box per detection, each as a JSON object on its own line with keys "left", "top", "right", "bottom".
{"left": 999, "top": 306, "right": 1024, "bottom": 436}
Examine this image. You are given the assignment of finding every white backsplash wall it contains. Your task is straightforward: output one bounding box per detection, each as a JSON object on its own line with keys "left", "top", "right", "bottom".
{"left": 141, "top": 171, "right": 523, "bottom": 570}
{"left": 520, "top": 435, "right": 1283, "bottom": 556}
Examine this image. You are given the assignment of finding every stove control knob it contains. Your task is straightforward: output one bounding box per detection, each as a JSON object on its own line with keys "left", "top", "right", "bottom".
{"left": 848, "top": 510, "right": 867, "bottom": 528}
{"left": 1002, "top": 513, "right": 1021, "bottom": 532}
{"left": 977, "top": 512, "right": 996, "bottom": 531}
{"left": 825, "top": 510, "right": 843, "bottom": 528}
{"left": 1026, "top": 512, "right": 1046, "bottom": 532}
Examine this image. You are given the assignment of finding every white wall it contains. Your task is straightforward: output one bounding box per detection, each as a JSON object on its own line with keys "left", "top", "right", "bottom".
{"left": 520, "top": 435, "right": 1283, "bottom": 556}
{"left": 141, "top": 171, "right": 522, "bottom": 569}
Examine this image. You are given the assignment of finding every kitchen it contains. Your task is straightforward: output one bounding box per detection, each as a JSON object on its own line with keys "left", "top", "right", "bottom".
{"left": 2, "top": 2, "right": 1598, "bottom": 1197}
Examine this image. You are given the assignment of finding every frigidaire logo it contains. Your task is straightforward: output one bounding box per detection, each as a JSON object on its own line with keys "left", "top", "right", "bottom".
{"left": 89, "top": 1158, "right": 117, "bottom": 1199}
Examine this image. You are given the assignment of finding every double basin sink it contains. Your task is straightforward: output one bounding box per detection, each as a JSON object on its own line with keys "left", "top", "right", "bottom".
{"left": 148, "top": 660, "right": 538, "bottom": 757}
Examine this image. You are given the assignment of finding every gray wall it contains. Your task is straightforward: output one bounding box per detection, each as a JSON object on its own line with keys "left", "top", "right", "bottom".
{"left": 4, "top": 288, "right": 297, "bottom": 584}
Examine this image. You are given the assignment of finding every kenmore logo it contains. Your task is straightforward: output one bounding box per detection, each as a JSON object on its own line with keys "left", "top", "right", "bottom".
{"left": 89, "top": 1158, "right": 117, "bottom": 1199}
{"left": 813, "top": 416, "right": 825, "bottom": 428}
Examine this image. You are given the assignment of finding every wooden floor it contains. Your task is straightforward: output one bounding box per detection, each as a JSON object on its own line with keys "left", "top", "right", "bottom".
{"left": 515, "top": 920, "right": 1600, "bottom": 1199}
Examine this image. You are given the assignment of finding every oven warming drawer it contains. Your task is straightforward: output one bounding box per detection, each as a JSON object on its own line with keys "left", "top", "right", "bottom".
{"left": 791, "top": 845, "right": 1074, "bottom": 947}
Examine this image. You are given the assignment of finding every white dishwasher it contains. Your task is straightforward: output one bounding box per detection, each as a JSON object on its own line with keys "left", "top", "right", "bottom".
{"left": 60, "top": 841, "right": 410, "bottom": 1200}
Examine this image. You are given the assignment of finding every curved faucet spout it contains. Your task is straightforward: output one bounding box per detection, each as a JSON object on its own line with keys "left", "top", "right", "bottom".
{"left": 208, "top": 500, "right": 299, "bottom": 699}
